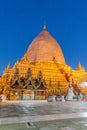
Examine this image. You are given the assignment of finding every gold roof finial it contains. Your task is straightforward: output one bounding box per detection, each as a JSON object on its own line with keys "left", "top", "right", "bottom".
{"left": 78, "top": 61, "right": 81, "bottom": 68}
{"left": 7, "top": 62, "right": 10, "bottom": 69}
{"left": 76, "top": 61, "right": 85, "bottom": 71}
{"left": 43, "top": 24, "right": 46, "bottom": 31}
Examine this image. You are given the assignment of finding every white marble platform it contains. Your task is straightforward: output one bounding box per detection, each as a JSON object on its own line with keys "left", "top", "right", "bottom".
{"left": 0, "top": 112, "right": 87, "bottom": 125}
{"left": 7, "top": 100, "right": 47, "bottom": 104}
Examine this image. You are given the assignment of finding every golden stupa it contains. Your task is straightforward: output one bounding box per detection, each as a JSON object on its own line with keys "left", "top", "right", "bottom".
{"left": 0, "top": 25, "right": 87, "bottom": 99}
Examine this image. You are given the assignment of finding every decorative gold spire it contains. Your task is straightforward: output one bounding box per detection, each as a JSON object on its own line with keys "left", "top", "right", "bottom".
{"left": 43, "top": 24, "right": 46, "bottom": 31}
{"left": 7, "top": 63, "right": 10, "bottom": 69}
{"left": 76, "top": 61, "right": 85, "bottom": 71}
{"left": 78, "top": 61, "right": 81, "bottom": 68}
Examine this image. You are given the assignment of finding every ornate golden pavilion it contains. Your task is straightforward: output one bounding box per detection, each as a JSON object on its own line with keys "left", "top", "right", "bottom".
{"left": 0, "top": 25, "right": 87, "bottom": 99}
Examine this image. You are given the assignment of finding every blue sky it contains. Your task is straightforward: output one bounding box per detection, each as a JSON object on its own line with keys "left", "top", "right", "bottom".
{"left": 0, "top": 0, "right": 87, "bottom": 75}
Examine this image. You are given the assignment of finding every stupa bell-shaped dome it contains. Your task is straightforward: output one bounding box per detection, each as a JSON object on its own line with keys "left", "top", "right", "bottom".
{"left": 26, "top": 25, "right": 65, "bottom": 63}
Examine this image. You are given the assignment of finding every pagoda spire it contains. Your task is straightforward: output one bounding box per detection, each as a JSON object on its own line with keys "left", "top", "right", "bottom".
{"left": 7, "top": 63, "right": 10, "bottom": 69}
{"left": 43, "top": 24, "right": 46, "bottom": 31}
{"left": 78, "top": 61, "right": 81, "bottom": 68}
{"left": 76, "top": 61, "right": 85, "bottom": 71}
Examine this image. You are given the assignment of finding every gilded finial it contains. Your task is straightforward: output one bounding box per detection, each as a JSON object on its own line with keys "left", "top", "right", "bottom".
{"left": 43, "top": 24, "right": 46, "bottom": 31}
{"left": 7, "top": 63, "right": 10, "bottom": 69}
{"left": 77, "top": 61, "right": 85, "bottom": 71}
{"left": 78, "top": 61, "right": 81, "bottom": 68}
